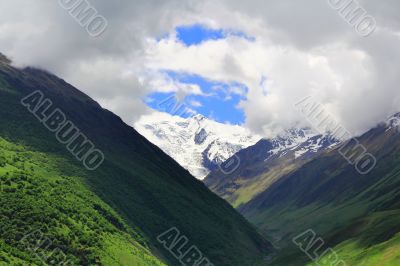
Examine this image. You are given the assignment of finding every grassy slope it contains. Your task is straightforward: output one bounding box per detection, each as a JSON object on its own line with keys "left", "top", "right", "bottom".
{"left": 228, "top": 162, "right": 301, "bottom": 208}
{"left": 309, "top": 211, "right": 400, "bottom": 266}
{"left": 206, "top": 103, "right": 400, "bottom": 265}
{"left": 0, "top": 137, "right": 165, "bottom": 265}
{"left": 238, "top": 127, "right": 400, "bottom": 265}
{"left": 0, "top": 57, "right": 272, "bottom": 265}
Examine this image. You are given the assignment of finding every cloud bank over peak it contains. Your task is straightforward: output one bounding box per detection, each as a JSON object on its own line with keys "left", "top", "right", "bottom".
{"left": 0, "top": 0, "right": 399, "bottom": 138}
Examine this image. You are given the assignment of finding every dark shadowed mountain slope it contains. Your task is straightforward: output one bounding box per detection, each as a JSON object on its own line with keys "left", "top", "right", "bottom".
{"left": 204, "top": 129, "right": 338, "bottom": 208}
{"left": 233, "top": 119, "right": 400, "bottom": 265}
{"left": 0, "top": 53, "right": 273, "bottom": 265}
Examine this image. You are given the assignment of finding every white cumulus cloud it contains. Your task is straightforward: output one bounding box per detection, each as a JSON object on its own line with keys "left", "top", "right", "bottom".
{"left": 0, "top": 0, "right": 399, "bottom": 137}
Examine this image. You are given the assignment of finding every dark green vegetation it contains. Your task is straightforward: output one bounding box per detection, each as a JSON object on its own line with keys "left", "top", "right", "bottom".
{"left": 206, "top": 120, "right": 400, "bottom": 265}
{"left": 0, "top": 54, "right": 273, "bottom": 265}
{"left": 0, "top": 137, "right": 164, "bottom": 265}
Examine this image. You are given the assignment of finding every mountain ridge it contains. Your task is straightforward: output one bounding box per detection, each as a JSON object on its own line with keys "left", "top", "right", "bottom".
{"left": 204, "top": 127, "right": 339, "bottom": 207}
{"left": 206, "top": 113, "right": 400, "bottom": 265}
{"left": 0, "top": 53, "right": 273, "bottom": 265}
{"left": 135, "top": 111, "right": 261, "bottom": 179}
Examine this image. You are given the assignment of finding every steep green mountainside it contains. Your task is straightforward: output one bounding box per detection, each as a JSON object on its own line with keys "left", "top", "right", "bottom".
{"left": 0, "top": 54, "right": 273, "bottom": 265}
{"left": 0, "top": 137, "right": 165, "bottom": 265}
{"left": 205, "top": 98, "right": 400, "bottom": 265}
{"left": 238, "top": 125, "right": 400, "bottom": 265}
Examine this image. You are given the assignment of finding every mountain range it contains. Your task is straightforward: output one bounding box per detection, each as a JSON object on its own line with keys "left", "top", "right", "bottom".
{"left": 2, "top": 47, "right": 400, "bottom": 265}
{"left": 205, "top": 114, "right": 400, "bottom": 265}
{"left": 0, "top": 53, "right": 273, "bottom": 265}
{"left": 204, "top": 128, "right": 339, "bottom": 207}
{"left": 141, "top": 96, "right": 400, "bottom": 265}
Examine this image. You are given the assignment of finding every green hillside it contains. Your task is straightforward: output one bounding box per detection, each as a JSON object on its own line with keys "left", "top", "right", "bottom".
{"left": 308, "top": 211, "right": 400, "bottom": 266}
{"left": 238, "top": 126, "right": 400, "bottom": 265}
{"left": 0, "top": 54, "right": 273, "bottom": 265}
{"left": 205, "top": 101, "right": 400, "bottom": 265}
{"left": 0, "top": 137, "right": 165, "bottom": 265}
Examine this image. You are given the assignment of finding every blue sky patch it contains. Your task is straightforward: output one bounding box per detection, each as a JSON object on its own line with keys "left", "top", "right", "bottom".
{"left": 174, "top": 24, "right": 255, "bottom": 46}
{"left": 144, "top": 72, "right": 248, "bottom": 125}
{"left": 176, "top": 24, "right": 224, "bottom": 46}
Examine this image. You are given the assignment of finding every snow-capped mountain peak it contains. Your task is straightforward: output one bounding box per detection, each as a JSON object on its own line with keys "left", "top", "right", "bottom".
{"left": 135, "top": 111, "right": 341, "bottom": 180}
{"left": 135, "top": 112, "right": 261, "bottom": 179}
{"left": 264, "top": 127, "right": 339, "bottom": 161}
